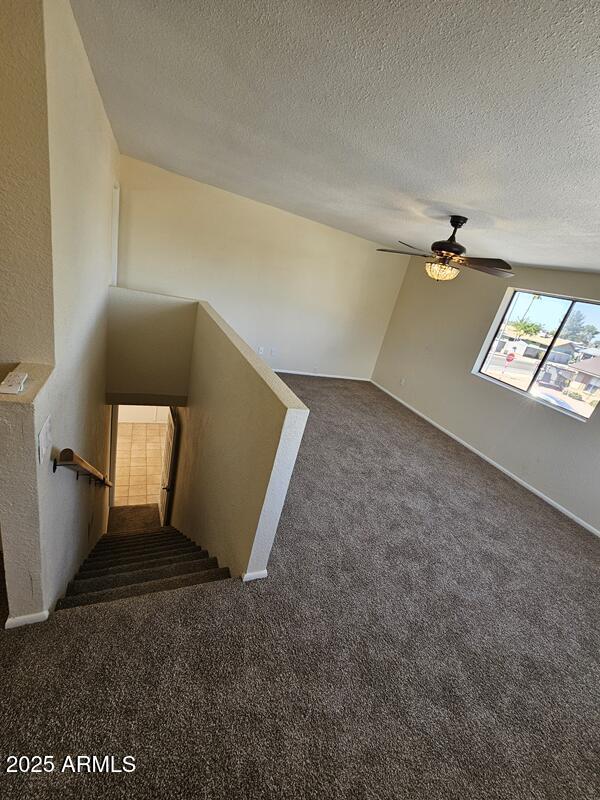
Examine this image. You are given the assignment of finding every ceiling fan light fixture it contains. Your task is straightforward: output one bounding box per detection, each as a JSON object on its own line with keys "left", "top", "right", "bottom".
{"left": 376, "top": 215, "right": 512, "bottom": 280}
{"left": 425, "top": 260, "right": 460, "bottom": 282}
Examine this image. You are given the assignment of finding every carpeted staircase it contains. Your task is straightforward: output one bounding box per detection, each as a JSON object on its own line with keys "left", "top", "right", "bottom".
{"left": 56, "top": 526, "right": 230, "bottom": 610}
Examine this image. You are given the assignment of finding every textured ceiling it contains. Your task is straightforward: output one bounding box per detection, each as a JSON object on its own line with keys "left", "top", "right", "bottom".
{"left": 70, "top": 0, "right": 600, "bottom": 271}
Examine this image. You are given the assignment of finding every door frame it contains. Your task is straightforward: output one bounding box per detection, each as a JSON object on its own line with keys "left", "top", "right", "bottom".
{"left": 160, "top": 406, "right": 180, "bottom": 525}
{"left": 108, "top": 405, "right": 119, "bottom": 507}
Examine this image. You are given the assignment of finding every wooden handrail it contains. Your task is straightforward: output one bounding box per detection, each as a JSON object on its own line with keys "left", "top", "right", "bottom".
{"left": 53, "top": 448, "right": 113, "bottom": 487}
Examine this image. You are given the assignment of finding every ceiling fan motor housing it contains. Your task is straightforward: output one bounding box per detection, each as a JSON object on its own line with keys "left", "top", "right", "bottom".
{"left": 431, "top": 214, "right": 468, "bottom": 258}
{"left": 431, "top": 239, "right": 466, "bottom": 257}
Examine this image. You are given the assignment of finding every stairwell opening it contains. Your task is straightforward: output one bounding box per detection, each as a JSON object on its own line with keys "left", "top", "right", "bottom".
{"left": 110, "top": 405, "right": 179, "bottom": 526}
{"left": 54, "top": 405, "right": 231, "bottom": 610}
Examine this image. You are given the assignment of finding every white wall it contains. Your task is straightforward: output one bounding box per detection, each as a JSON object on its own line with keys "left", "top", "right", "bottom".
{"left": 118, "top": 156, "right": 407, "bottom": 379}
{"left": 171, "top": 302, "right": 309, "bottom": 579}
{"left": 29, "top": 0, "right": 119, "bottom": 614}
{"left": 107, "top": 286, "right": 198, "bottom": 405}
{"left": 373, "top": 258, "right": 600, "bottom": 535}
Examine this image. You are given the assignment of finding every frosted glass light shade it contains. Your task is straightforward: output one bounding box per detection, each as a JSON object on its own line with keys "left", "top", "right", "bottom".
{"left": 425, "top": 261, "right": 460, "bottom": 281}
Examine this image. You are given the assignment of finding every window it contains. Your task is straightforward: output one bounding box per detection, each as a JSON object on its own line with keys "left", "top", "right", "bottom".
{"left": 477, "top": 291, "right": 600, "bottom": 420}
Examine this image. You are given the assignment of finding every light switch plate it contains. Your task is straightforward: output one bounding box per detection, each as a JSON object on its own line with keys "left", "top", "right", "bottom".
{"left": 38, "top": 415, "right": 52, "bottom": 465}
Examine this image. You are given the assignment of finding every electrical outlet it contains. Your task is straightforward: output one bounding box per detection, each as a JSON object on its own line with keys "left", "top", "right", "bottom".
{"left": 270, "top": 347, "right": 276, "bottom": 357}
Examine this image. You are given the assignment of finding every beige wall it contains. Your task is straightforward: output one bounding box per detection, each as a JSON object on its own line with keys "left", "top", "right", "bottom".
{"left": 0, "top": 365, "right": 53, "bottom": 623}
{"left": 119, "top": 405, "right": 170, "bottom": 423}
{"left": 0, "top": 0, "right": 118, "bottom": 626}
{"left": 33, "top": 0, "right": 119, "bottom": 613}
{"left": 0, "top": 0, "right": 54, "bottom": 363}
{"left": 107, "top": 286, "right": 198, "bottom": 405}
{"left": 118, "top": 157, "right": 407, "bottom": 379}
{"left": 0, "top": 2, "right": 52, "bottom": 622}
{"left": 172, "top": 302, "right": 309, "bottom": 578}
{"left": 373, "top": 258, "right": 600, "bottom": 535}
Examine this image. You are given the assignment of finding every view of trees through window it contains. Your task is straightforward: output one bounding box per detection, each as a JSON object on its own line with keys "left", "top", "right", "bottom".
{"left": 479, "top": 291, "right": 600, "bottom": 419}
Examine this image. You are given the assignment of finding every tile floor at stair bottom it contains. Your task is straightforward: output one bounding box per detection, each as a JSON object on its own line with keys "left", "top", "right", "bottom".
{"left": 114, "top": 423, "right": 166, "bottom": 506}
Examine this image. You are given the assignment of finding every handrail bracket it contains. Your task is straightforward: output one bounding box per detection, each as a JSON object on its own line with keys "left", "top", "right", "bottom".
{"left": 53, "top": 448, "right": 113, "bottom": 488}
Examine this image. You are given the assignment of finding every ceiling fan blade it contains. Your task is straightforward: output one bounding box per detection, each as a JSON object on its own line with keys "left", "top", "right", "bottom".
{"left": 397, "top": 239, "right": 427, "bottom": 253}
{"left": 376, "top": 248, "right": 426, "bottom": 255}
{"left": 461, "top": 256, "right": 512, "bottom": 271}
{"left": 462, "top": 261, "right": 513, "bottom": 278}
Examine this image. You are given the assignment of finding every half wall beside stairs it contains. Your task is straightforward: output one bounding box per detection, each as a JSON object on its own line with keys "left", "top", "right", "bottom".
{"left": 171, "top": 301, "right": 309, "bottom": 581}
{"left": 106, "top": 287, "right": 309, "bottom": 584}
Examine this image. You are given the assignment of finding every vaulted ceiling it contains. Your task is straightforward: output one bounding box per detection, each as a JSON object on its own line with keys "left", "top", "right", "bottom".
{"left": 71, "top": 0, "right": 600, "bottom": 271}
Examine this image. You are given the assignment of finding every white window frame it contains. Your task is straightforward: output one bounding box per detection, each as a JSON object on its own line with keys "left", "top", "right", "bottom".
{"left": 472, "top": 287, "right": 600, "bottom": 423}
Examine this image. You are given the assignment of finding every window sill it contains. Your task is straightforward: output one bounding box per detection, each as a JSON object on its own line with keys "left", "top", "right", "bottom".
{"left": 473, "top": 371, "right": 589, "bottom": 423}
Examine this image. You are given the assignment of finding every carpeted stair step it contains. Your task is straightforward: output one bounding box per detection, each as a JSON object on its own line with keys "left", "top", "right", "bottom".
{"left": 56, "top": 567, "right": 231, "bottom": 610}
{"left": 58, "top": 517, "right": 230, "bottom": 612}
{"left": 81, "top": 547, "right": 200, "bottom": 572}
{"left": 89, "top": 540, "right": 187, "bottom": 560}
{"left": 96, "top": 529, "right": 182, "bottom": 549}
{"left": 92, "top": 536, "right": 185, "bottom": 556}
{"left": 91, "top": 532, "right": 189, "bottom": 551}
{"left": 83, "top": 542, "right": 198, "bottom": 569}
{"left": 95, "top": 535, "right": 182, "bottom": 553}
{"left": 67, "top": 557, "right": 219, "bottom": 595}
{"left": 77, "top": 549, "right": 209, "bottom": 578}
{"left": 95, "top": 526, "right": 183, "bottom": 545}
{"left": 102, "top": 526, "right": 175, "bottom": 543}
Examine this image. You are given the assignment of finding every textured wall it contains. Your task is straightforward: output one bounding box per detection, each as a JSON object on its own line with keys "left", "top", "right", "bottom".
{"left": 373, "top": 259, "right": 600, "bottom": 534}
{"left": 107, "top": 286, "right": 198, "bottom": 404}
{"left": 0, "top": 381, "right": 47, "bottom": 621}
{"left": 31, "top": 0, "right": 119, "bottom": 613}
{"left": 171, "top": 302, "right": 308, "bottom": 578}
{"left": 0, "top": 404, "right": 41, "bottom": 604}
{"left": 0, "top": 1, "right": 54, "bottom": 624}
{"left": 118, "top": 157, "right": 406, "bottom": 379}
{"left": 0, "top": 0, "right": 54, "bottom": 363}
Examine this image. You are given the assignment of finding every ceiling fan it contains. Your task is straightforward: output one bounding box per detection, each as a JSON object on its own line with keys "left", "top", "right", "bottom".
{"left": 377, "top": 215, "right": 513, "bottom": 281}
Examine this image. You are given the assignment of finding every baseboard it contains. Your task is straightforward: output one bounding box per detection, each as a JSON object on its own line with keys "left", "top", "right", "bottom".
{"left": 371, "top": 379, "right": 600, "bottom": 540}
{"left": 242, "top": 570, "right": 268, "bottom": 582}
{"left": 276, "top": 369, "right": 369, "bottom": 381}
{"left": 5, "top": 609, "right": 50, "bottom": 629}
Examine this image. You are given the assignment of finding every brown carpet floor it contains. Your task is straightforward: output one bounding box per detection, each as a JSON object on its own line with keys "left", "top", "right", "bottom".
{"left": 0, "top": 376, "right": 598, "bottom": 799}
{"left": 107, "top": 503, "right": 161, "bottom": 533}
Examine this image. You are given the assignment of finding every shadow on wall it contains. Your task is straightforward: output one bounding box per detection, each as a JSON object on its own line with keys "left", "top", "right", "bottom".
{"left": 0, "top": 554, "right": 9, "bottom": 628}
{"left": 107, "top": 286, "right": 198, "bottom": 406}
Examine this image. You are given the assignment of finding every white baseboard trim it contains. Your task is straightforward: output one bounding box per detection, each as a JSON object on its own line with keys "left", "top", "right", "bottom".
{"left": 5, "top": 609, "right": 50, "bottom": 629}
{"left": 276, "top": 369, "right": 368, "bottom": 381}
{"left": 242, "top": 569, "right": 268, "bottom": 582}
{"left": 371, "top": 379, "right": 600, "bottom": 540}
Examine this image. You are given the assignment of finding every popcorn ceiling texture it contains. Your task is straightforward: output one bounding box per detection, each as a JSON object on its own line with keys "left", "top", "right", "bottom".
{"left": 70, "top": 0, "right": 600, "bottom": 270}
